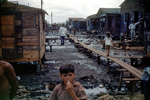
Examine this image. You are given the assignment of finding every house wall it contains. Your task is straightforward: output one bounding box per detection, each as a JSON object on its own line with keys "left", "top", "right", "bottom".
{"left": 0, "top": 2, "right": 45, "bottom": 63}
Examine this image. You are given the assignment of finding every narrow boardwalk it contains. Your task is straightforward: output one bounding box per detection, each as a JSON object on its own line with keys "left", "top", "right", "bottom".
{"left": 68, "top": 33, "right": 142, "bottom": 79}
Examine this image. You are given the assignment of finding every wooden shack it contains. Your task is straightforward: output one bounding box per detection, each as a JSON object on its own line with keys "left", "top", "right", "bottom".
{"left": 120, "top": 0, "right": 150, "bottom": 54}
{"left": 86, "top": 14, "right": 99, "bottom": 33}
{"left": 97, "top": 8, "right": 121, "bottom": 39}
{"left": 0, "top": 0, "right": 48, "bottom": 65}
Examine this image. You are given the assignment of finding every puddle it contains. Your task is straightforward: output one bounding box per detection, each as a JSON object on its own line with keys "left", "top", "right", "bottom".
{"left": 85, "top": 87, "right": 107, "bottom": 96}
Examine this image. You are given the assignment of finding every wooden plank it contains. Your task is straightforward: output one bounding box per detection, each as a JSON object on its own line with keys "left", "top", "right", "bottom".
{"left": 111, "top": 56, "right": 143, "bottom": 59}
{"left": 0, "top": 48, "right": 2, "bottom": 59}
{"left": 36, "top": 12, "right": 38, "bottom": 28}
{"left": 15, "top": 20, "right": 21, "bottom": 25}
{"left": 122, "top": 78, "right": 140, "bottom": 81}
{"left": 1, "top": 15, "right": 14, "bottom": 19}
{"left": 22, "top": 36, "right": 39, "bottom": 43}
{"left": 1, "top": 17, "right": 14, "bottom": 25}
{"left": 23, "top": 29, "right": 39, "bottom": 36}
{"left": 23, "top": 45, "right": 39, "bottom": 50}
{"left": 23, "top": 50, "right": 39, "bottom": 58}
{"left": 1, "top": 25, "right": 14, "bottom": 30}
{"left": 16, "top": 42, "right": 38, "bottom": 46}
{"left": 2, "top": 58, "right": 39, "bottom": 62}
{"left": 2, "top": 38, "right": 14, "bottom": 49}
{"left": 117, "top": 69, "right": 128, "bottom": 72}
{"left": 16, "top": 32, "right": 22, "bottom": 38}
{"left": 2, "top": 49, "right": 15, "bottom": 58}
{"left": 1, "top": 31, "right": 14, "bottom": 37}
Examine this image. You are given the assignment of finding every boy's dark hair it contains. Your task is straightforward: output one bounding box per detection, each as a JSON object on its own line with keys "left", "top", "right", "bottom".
{"left": 142, "top": 56, "right": 150, "bottom": 66}
{"left": 59, "top": 64, "right": 74, "bottom": 74}
{"left": 106, "top": 32, "right": 110, "bottom": 38}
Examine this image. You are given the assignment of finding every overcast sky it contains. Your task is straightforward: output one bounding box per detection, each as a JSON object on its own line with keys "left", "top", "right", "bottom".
{"left": 8, "top": 0, "right": 124, "bottom": 23}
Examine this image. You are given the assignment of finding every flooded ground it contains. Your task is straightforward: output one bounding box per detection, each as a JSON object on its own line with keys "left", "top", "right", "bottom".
{"left": 13, "top": 31, "right": 146, "bottom": 100}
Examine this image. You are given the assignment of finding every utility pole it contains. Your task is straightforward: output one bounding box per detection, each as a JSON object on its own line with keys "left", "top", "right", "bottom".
{"left": 51, "top": 12, "right": 53, "bottom": 24}
{"left": 41, "top": 0, "right": 43, "bottom": 9}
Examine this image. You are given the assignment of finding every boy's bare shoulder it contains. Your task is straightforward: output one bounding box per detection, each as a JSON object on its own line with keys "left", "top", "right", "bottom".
{"left": 0, "top": 60, "right": 12, "bottom": 69}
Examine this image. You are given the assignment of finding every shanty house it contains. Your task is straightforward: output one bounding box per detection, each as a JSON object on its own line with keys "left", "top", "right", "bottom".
{"left": 97, "top": 8, "right": 121, "bottom": 38}
{"left": 0, "top": 0, "right": 48, "bottom": 65}
{"left": 68, "top": 18, "right": 86, "bottom": 31}
{"left": 120, "top": 0, "right": 150, "bottom": 54}
{"left": 86, "top": 14, "right": 99, "bottom": 33}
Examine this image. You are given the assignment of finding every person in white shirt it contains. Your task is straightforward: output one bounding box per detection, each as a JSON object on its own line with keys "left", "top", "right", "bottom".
{"left": 69, "top": 24, "right": 72, "bottom": 34}
{"left": 59, "top": 24, "right": 67, "bottom": 45}
{"left": 129, "top": 21, "right": 139, "bottom": 40}
{"left": 103, "top": 32, "right": 113, "bottom": 56}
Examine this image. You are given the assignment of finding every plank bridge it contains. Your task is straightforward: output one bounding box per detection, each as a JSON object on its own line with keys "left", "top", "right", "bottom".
{"left": 67, "top": 33, "right": 143, "bottom": 92}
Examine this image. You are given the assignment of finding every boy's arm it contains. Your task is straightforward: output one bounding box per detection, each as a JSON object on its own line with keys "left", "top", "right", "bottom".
{"left": 3, "top": 63, "right": 18, "bottom": 100}
{"left": 66, "top": 82, "right": 87, "bottom": 100}
{"left": 66, "top": 83, "right": 80, "bottom": 100}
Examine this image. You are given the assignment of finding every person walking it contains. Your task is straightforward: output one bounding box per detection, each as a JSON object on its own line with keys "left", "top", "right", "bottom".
{"left": 69, "top": 24, "right": 72, "bottom": 34}
{"left": 59, "top": 24, "right": 67, "bottom": 45}
{"left": 103, "top": 32, "right": 113, "bottom": 56}
{"left": 129, "top": 21, "right": 139, "bottom": 40}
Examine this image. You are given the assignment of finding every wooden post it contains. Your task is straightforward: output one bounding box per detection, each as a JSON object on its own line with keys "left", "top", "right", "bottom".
{"left": 88, "top": 50, "right": 91, "bottom": 58}
{"left": 130, "top": 58, "right": 134, "bottom": 66}
{"left": 129, "top": 73, "right": 133, "bottom": 90}
{"left": 107, "top": 58, "right": 110, "bottom": 72}
{"left": 118, "top": 72, "right": 123, "bottom": 91}
{"left": 98, "top": 55, "right": 100, "bottom": 65}
{"left": 132, "top": 81, "right": 136, "bottom": 92}
{"left": 50, "top": 45, "right": 52, "bottom": 52}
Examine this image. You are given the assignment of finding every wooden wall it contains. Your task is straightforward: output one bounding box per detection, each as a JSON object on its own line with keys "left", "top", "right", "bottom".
{"left": 0, "top": 1, "right": 46, "bottom": 63}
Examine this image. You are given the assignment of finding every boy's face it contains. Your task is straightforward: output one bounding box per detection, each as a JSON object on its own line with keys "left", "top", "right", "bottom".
{"left": 60, "top": 72, "right": 75, "bottom": 85}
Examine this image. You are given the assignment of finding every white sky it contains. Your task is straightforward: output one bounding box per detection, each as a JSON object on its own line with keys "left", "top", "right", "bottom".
{"left": 8, "top": 0, "right": 124, "bottom": 23}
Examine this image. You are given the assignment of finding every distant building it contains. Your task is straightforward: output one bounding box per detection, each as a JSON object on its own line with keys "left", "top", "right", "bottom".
{"left": 68, "top": 18, "right": 86, "bottom": 31}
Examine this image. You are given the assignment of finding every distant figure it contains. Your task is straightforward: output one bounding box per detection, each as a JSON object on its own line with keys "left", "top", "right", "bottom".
{"left": 129, "top": 21, "right": 139, "bottom": 40}
{"left": 59, "top": 24, "right": 67, "bottom": 45}
{"left": 73, "top": 28, "right": 76, "bottom": 36}
{"left": 69, "top": 24, "right": 72, "bottom": 34}
{"left": 0, "top": 60, "right": 18, "bottom": 100}
{"left": 141, "top": 56, "right": 150, "bottom": 100}
{"left": 48, "top": 64, "right": 87, "bottom": 100}
{"left": 121, "top": 20, "right": 127, "bottom": 42}
{"left": 103, "top": 32, "right": 113, "bottom": 56}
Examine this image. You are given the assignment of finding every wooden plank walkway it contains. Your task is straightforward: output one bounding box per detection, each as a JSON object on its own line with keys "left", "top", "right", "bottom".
{"left": 69, "top": 34, "right": 142, "bottom": 79}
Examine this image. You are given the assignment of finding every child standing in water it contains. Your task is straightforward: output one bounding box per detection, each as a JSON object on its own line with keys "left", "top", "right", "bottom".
{"left": 103, "top": 32, "right": 113, "bottom": 56}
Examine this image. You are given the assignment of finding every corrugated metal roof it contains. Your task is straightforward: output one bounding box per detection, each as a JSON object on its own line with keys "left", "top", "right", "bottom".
{"left": 9, "top": 1, "right": 18, "bottom": 4}
{"left": 1, "top": 1, "right": 48, "bottom": 15}
{"left": 87, "top": 14, "right": 97, "bottom": 19}
{"left": 97, "top": 8, "right": 121, "bottom": 15}
{"left": 68, "top": 18, "right": 83, "bottom": 21}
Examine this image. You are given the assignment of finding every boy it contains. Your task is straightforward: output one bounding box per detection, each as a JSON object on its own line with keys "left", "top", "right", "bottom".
{"left": 103, "top": 32, "right": 113, "bottom": 56}
{"left": 0, "top": 60, "right": 18, "bottom": 100}
{"left": 48, "top": 64, "right": 87, "bottom": 100}
{"left": 141, "top": 56, "right": 150, "bottom": 100}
